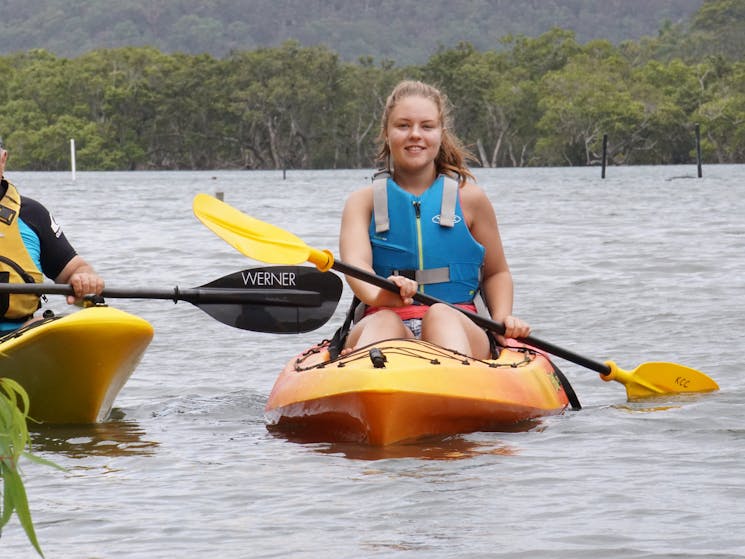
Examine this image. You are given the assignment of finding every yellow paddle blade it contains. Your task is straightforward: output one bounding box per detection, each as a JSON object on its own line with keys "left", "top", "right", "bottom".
{"left": 602, "top": 360, "right": 719, "bottom": 400}
{"left": 193, "top": 193, "right": 311, "bottom": 265}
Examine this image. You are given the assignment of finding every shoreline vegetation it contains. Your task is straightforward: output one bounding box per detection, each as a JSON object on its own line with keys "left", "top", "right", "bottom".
{"left": 0, "top": 0, "right": 742, "bottom": 171}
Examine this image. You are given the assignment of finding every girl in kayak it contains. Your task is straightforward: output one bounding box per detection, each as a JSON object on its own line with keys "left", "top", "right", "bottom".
{"left": 339, "top": 80, "right": 530, "bottom": 358}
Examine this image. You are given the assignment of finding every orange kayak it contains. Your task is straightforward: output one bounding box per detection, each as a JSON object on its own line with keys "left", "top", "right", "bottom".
{"left": 266, "top": 338, "right": 572, "bottom": 445}
{"left": 0, "top": 305, "right": 153, "bottom": 424}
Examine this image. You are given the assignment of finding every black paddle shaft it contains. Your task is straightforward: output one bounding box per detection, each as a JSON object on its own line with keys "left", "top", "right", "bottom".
{"left": 331, "top": 259, "right": 612, "bottom": 376}
{"left": 0, "top": 283, "right": 322, "bottom": 306}
{"left": 0, "top": 266, "right": 344, "bottom": 333}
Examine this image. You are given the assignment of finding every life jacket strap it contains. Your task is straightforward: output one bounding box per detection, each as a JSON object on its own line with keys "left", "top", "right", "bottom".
{"left": 392, "top": 267, "right": 450, "bottom": 285}
{"left": 439, "top": 176, "right": 458, "bottom": 227}
{"left": 371, "top": 171, "right": 459, "bottom": 233}
{"left": 373, "top": 176, "right": 390, "bottom": 233}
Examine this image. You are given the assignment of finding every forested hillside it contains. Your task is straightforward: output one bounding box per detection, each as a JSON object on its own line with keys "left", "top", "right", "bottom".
{"left": 0, "top": 0, "right": 704, "bottom": 64}
{"left": 0, "top": 0, "right": 743, "bottom": 170}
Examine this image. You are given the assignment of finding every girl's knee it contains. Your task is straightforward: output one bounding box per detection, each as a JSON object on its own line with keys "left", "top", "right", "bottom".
{"left": 420, "top": 303, "right": 456, "bottom": 337}
{"left": 422, "top": 303, "right": 458, "bottom": 323}
{"left": 348, "top": 310, "right": 409, "bottom": 348}
{"left": 370, "top": 309, "right": 404, "bottom": 326}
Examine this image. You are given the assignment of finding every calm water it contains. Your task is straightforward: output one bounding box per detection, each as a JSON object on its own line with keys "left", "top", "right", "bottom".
{"left": 3, "top": 166, "right": 744, "bottom": 558}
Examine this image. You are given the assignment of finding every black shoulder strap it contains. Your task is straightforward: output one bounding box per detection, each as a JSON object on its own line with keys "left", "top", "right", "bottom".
{"left": 327, "top": 296, "right": 363, "bottom": 359}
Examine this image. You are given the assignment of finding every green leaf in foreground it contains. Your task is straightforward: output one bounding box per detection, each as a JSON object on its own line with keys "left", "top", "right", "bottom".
{"left": 1, "top": 377, "right": 64, "bottom": 557}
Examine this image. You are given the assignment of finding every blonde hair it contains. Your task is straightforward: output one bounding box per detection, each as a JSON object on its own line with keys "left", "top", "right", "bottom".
{"left": 376, "top": 80, "right": 476, "bottom": 185}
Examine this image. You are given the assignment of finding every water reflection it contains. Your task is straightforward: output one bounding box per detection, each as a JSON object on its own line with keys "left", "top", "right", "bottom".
{"left": 268, "top": 420, "right": 544, "bottom": 460}
{"left": 612, "top": 391, "right": 716, "bottom": 414}
{"left": 29, "top": 409, "right": 159, "bottom": 458}
{"left": 309, "top": 437, "right": 517, "bottom": 461}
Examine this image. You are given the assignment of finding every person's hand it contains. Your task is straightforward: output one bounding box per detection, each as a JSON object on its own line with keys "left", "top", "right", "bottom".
{"left": 498, "top": 315, "right": 531, "bottom": 345}
{"left": 66, "top": 271, "right": 105, "bottom": 305}
{"left": 388, "top": 274, "right": 417, "bottom": 306}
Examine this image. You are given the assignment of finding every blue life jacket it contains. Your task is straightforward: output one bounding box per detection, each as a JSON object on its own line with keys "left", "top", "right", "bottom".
{"left": 369, "top": 173, "right": 484, "bottom": 304}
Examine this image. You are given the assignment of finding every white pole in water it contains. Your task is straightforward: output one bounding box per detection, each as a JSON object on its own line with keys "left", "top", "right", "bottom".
{"left": 70, "top": 139, "right": 76, "bottom": 181}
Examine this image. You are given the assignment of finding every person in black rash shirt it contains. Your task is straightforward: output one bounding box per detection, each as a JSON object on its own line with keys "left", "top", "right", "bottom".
{"left": 0, "top": 144, "right": 105, "bottom": 332}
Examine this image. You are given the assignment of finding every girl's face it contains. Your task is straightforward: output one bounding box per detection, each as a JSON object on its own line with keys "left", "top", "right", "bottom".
{"left": 386, "top": 95, "right": 442, "bottom": 176}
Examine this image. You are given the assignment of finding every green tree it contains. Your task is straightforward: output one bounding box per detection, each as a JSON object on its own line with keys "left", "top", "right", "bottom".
{"left": 423, "top": 44, "right": 542, "bottom": 168}
{"left": 2, "top": 8, "right": 745, "bottom": 170}
{"left": 503, "top": 28, "right": 582, "bottom": 80}
{"left": 143, "top": 53, "right": 230, "bottom": 169}
{"left": 693, "top": 61, "right": 745, "bottom": 163}
{"left": 423, "top": 43, "right": 494, "bottom": 157}
{"left": 627, "top": 59, "right": 703, "bottom": 164}
{"left": 334, "top": 57, "right": 404, "bottom": 169}
{"left": 536, "top": 43, "right": 642, "bottom": 166}
{"left": 227, "top": 41, "right": 344, "bottom": 169}
{"left": 689, "top": 0, "right": 745, "bottom": 60}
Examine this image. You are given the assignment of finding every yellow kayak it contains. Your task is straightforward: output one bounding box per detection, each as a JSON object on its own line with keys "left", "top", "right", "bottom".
{"left": 266, "top": 338, "right": 573, "bottom": 445}
{"left": 0, "top": 305, "right": 153, "bottom": 423}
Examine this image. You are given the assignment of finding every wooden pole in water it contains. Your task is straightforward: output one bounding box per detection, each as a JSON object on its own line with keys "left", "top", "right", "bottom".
{"left": 601, "top": 134, "right": 608, "bottom": 178}
{"left": 695, "top": 123, "right": 703, "bottom": 178}
{"left": 70, "top": 139, "right": 76, "bottom": 181}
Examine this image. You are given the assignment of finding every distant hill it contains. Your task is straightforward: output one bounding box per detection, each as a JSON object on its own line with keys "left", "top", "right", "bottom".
{"left": 0, "top": 0, "right": 704, "bottom": 64}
